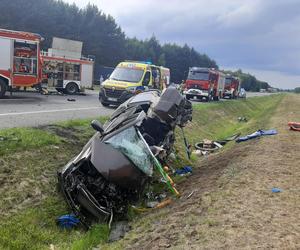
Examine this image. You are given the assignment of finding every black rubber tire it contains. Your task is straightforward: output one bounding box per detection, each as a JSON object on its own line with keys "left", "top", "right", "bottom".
{"left": 0, "top": 79, "right": 7, "bottom": 98}
{"left": 65, "top": 82, "right": 79, "bottom": 95}
{"left": 101, "top": 101, "right": 110, "bottom": 107}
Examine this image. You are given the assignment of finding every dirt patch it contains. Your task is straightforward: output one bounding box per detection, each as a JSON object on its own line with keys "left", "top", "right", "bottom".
{"left": 111, "top": 95, "right": 300, "bottom": 250}
{"left": 39, "top": 125, "right": 81, "bottom": 144}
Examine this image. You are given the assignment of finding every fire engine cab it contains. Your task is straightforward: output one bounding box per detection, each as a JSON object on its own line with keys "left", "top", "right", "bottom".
{"left": 183, "top": 67, "right": 225, "bottom": 101}
{"left": 0, "top": 28, "right": 43, "bottom": 98}
{"left": 223, "top": 75, "right": 240, "bottom": 99}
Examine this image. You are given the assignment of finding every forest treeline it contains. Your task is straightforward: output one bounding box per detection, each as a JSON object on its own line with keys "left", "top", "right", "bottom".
{"left": 0, "top": 0, "right": 270, "bottom": 90}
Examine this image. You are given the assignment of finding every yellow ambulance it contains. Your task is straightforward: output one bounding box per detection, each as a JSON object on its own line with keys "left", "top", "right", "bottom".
{"left": 99, "top": 61, "right": 170, "bottom": 106}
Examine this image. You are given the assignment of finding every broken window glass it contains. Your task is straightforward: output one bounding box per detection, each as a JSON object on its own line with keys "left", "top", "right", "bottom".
{"left": 105, "top": 126, "right": 154, "bottom": 176}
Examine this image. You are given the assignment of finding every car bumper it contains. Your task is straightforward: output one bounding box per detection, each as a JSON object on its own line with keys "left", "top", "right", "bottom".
{"left": 183, "top": 89, "right": 209, "bottom": 97}
{"left": 99, "top": 88, "right": 134, "bottom": 105}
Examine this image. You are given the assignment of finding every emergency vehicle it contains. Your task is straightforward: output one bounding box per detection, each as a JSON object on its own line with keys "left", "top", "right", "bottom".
{"left": 41, "top": 37, "right": 94, "bottom": 94}
{"left": 99, "top": 61, "right": 170, "bottom": 106}
{"left": 223, "top": 75, "right": 240, "bottom": 99}
{"left": 183, "top": 67, "right": 225, "bottom": 101}
{"left": 41, "top": 52, "right": 94, "bottom": 94}
{"left": 0, "top": 28, "right": 43, "bottom": 98}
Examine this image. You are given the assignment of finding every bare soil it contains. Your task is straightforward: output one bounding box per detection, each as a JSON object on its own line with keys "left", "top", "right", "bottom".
{"left": 117, "top": 95, "right": 300, "bottom": 249}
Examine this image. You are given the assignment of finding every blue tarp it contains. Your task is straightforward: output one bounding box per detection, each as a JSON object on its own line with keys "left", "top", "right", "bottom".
{"left": 236, "top": 129, "right": 277, "bottom": 143}
{"left": 175, "top": 166, "right": 192, "bottom": 175}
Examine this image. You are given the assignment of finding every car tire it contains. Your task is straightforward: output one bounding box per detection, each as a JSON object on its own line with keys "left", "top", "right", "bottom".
{"left": 0, "top": 79, "right": 7, "bottom": 98}
{"left": 65, "top": 82, "right": 79, "bottom": 95}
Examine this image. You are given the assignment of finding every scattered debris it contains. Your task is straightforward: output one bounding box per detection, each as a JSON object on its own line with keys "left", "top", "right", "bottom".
{"left": 187, "top": 190, "right": 195, "bottom": 199}
{"left": 194, "top": 133, "right": 241, "bottom": 156}
{"left": 271, "top": 188, "right": 282, "bottom": 193}
{"left": 288, "top": 122, "right": 300, "bottom": 131}
{"left": 146, "top": 201, "right": 159, "bottom": 208}
{"left": 236, "top": 129, "right": 277, "bottom": 143}
{"left": 180, "top": 127, "right": 192, "bottom": 159}
{"left": 175, "top": 166, "right": 192, "bottom": 176}
{"left": 108, "top": 221, "right": 131, "bottom": 242}
{"left": 154, "top": 198, "right": 173, "bottom": 209}
{"left": 169, "top": 152, "right": 176, "bottom": 160}
{"left": 238, "top": 116, "right": 248, "bottom": 122}
{"left": 195, "top": 140, "right": 219, "bottom": 152}
{"left": 192, "top": 149, "right": 202, "bottom": 157}
{"left": 56, "top": 214, "right": 80, "bottom": 229}
{"left": 213, "top": 141, "right": 223, "bottom": 149}
{"left": 67, "top": 98, "right": 76, "bottom": 102}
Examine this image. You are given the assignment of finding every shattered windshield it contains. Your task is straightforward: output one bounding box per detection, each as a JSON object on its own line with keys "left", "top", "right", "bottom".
{"left": 225, "top": 78, "right": 232, "bottom": 85}
{"left": 110, "top": 67, "right": 144, "bottom": 83}
{"left": 105, "top": 126, "right": 154, "bottom": 176}
{"left": 188, "top": 71, "right": 209, "bottom": 81}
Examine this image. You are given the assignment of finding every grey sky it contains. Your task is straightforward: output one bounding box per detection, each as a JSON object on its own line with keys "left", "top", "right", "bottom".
{"left": 65, "top": 0, "right": 300, "bottom": 89}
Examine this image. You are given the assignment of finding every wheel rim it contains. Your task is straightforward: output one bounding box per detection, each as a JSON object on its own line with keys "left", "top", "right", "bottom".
{"left": 68, "top": 84, "right": 77, "bottom": 94}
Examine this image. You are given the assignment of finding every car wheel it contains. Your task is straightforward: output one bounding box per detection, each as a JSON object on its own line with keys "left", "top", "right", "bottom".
{"left": 65, "top": 82, "right": 79, "bottom": 95}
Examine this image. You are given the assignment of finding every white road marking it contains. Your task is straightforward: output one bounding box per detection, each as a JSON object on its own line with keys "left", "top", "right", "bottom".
{"left": 0, "top": 107, "right": 100, "bottom": 117}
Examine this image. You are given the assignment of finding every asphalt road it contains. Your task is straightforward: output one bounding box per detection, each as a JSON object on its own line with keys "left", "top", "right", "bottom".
{"left": 0, "top": 90, "right": 275, "bottom": 129}
{"left": 0, "top": 90, "right": 114, "bottom": 129}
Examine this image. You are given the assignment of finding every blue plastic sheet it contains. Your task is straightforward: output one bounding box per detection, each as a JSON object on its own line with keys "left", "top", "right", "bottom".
{"left": 175, "top": 166, "right": 192, "bottom": 175}
{"left": 236, "top": 129, "right": 277, "bottom": 143}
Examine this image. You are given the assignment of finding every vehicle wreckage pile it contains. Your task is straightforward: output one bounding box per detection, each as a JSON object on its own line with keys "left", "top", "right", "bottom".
{"left": 57, "top": 87, "right": 192, "bottom": 227}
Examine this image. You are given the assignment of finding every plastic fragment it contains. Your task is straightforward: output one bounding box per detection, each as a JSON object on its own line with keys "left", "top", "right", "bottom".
{"left": 271, "top": 188, "right": 282, "bottom": 193}
{"left": 57, "top": 214, "right": 80, "bottom": 229}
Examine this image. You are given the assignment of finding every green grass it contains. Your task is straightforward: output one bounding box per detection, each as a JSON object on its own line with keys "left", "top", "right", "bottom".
{"left": 0, "top": 197, "right": 108, "bottom": 250}
{"left": 0, "top": 117, "right": 110, "bottom": 250}
{"left": 0, "top": 128, "right": 61, "bottom": 156}
{"left": 0, "top": 95, "right": 284, "bottom": 249}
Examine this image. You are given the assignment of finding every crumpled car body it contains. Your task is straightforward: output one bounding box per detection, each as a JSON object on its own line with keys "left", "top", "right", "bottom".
{"left": 57, "top": 87, "right": 192, "bottom": 227}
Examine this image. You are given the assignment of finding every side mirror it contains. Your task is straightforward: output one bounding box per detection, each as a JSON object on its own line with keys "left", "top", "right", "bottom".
{"left": 91, "top": 120, "right": 104, "bottom": 135}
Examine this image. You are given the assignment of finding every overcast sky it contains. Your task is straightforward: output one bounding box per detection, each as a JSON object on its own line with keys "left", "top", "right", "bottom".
{"left": 65, "top": 0, "right": 300, "bottom": 89}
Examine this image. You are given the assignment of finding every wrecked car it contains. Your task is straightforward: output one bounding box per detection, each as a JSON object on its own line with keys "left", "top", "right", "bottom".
{"left": 57, "top": 87, "right": 192, "bottom": 227}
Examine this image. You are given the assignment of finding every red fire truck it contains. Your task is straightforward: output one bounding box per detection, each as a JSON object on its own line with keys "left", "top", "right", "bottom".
{"left": 223, "top": 75, "right": 240, "bottom": 99}
{"left": 0, "top": 28, "right": 43, "bottom": 98}
{"left": 183, "top": 67, "right": 225, "bottom": 101}
{"left": 41, "top": 52, "right": 94, "bottom": 94}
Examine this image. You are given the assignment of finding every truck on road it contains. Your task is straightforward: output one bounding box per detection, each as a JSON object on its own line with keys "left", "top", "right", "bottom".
{"left": 0, "top": 28, "right": 43, "bottom": 98}
{"left": 183, "top": 67, "right": 225, "bottom": 101}
{"left": 41, "top": 37, "right": 94, "bottom": 94}
{"left": 223, "top": 75, "right": 240, "bottom": 99}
